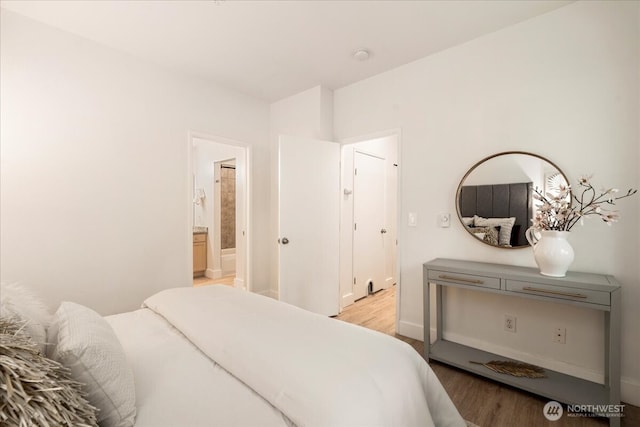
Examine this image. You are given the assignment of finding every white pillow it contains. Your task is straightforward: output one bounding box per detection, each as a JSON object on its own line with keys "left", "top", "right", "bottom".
{"left": 48, "top": 302, "right": 136, "bottom": 427}
{"left": 473, "top": 216, "right": 516, "bottom": 246}
{"left": 0, "top": 282, "right": 52, "bottom": 354}
{"left": 461, "top": 217, "right": 474, "bottom": 227}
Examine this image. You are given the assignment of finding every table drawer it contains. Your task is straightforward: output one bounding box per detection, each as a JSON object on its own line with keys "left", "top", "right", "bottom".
{"left": 505, "top": 280, "right": 610, "bottom": 306}
{"left": 193, "top": 233, "right": 207, "bottom": 243}
{"left": 428, "top": 270, "right": 500, "bottom": 290}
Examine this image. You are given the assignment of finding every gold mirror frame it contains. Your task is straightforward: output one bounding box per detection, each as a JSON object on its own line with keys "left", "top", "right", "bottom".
{"left": 455, "top": 151, "right": 570, "bottom": 249}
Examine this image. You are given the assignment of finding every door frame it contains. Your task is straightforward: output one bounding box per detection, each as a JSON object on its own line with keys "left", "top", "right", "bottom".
{"left": 339, "top": 129, "right": 401, "bottom": 331}
{"left": 188, "top": 130, "right": 252, "bottom": 291}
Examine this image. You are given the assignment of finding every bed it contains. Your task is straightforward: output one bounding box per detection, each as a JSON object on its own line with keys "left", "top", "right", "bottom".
{"left": 458, "top": 182, "right": 533, "bottom": 247}
{"left": 1, "top": 284, "right": 465, "bottom": 427}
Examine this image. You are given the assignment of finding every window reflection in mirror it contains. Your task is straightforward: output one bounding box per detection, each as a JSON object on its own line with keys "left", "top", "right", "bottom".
{"left": 455, "top": 152, "right": 569, "bottom": 249}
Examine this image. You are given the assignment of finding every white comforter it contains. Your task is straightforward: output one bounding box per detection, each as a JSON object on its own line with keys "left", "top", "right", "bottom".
{"left": 134, "top": 285, "right": 464, "bottom": 427}
{"left": 107, "top": 308, "right": 291, "bottom": 427}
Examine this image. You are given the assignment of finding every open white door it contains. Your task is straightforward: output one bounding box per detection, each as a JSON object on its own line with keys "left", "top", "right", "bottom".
{"left": 278, "top": 135, "right": 340, "bottom": 316}
{"left": 353, "top": 151, "right": 386, "bottom": 299}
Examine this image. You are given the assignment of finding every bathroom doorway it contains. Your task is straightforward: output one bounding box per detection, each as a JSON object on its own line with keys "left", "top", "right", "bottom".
{"left": 191, "top": 134, "right": 249, "bottom": 290}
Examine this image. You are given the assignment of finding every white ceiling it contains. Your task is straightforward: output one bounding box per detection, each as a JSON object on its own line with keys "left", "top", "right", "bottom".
{"left": 1, "top": 0, "right": 573, "bottom": 102}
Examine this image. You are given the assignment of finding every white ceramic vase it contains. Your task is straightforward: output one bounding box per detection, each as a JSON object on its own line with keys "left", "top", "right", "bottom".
{"left": 525, "top": 228, "right": 574, "bottom": 277}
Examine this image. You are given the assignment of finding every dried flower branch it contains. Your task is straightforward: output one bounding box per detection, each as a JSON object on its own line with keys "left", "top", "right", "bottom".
{"left": 470, "top": 360, "right": 546, "bottom": 378}
{"left": 532, "top": 175, "right": 637, "bottom": 232}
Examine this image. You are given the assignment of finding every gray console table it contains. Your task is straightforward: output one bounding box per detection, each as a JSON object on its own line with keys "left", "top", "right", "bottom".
{"left": 423, "top": 258, "right": 621, "bottom": 426}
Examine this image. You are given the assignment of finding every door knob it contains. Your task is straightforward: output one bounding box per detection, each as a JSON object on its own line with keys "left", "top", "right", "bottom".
{"left": 380, "top": 228, "right": 387, "bottom": 234}
{"left": 279, "top": 237, "right": 289, "bottom": 245}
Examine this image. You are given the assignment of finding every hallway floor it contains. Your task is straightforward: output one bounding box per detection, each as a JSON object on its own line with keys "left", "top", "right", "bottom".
{"left": 193, "top": 274, "right": 235, "bottom": 287}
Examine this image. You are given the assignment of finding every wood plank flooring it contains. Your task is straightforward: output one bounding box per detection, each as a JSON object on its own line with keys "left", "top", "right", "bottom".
{"left": 193, "top": 274, "right": 235, "bottom": 287}
{"left": 335, "top": 285, "right": 639, "bottom": 427}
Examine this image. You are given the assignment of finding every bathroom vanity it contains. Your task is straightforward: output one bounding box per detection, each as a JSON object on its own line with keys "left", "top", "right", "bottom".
{"left": 193, "top": 228, "right": 207, "bottom": 278}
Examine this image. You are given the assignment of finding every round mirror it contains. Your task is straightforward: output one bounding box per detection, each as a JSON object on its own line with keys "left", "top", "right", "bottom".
{"left": 455, "top": 151, "right": 569, "bottom": 249}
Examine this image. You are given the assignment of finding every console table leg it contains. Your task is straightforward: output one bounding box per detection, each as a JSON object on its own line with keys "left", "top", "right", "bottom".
{"left": 607, "top": 289, "right": 621, "bottom": 427}
{"left": 436, "top": 284, "right": 443, "bottom": 342}
{"left": 423, "top": 278, "right": 431, "bottom": 359}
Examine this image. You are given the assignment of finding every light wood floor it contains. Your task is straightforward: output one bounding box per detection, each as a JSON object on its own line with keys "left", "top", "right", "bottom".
{"left": 335, "top": 286, "right": 639, "bottom": 427}
{"left": 193, "top": 275, "right": 235, "bottom": 287}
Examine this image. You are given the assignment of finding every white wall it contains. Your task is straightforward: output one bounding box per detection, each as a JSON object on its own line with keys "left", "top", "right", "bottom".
{"left": 333, "top": 1, "right": 639, "bottom": 404}
{"left": 0, "top": 10, "right": 270, "bottom": 314}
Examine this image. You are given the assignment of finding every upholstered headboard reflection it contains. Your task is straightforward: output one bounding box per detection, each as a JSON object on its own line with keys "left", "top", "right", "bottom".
{"left": 459, "top": 182, "right": 533, "bottom": 247}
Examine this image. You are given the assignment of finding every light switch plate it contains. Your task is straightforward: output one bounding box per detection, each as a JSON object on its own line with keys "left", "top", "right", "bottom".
{"left": 408, "top": 212, "right": 417, "bottom": 227}
{"left": 438, "top": 213, "right": 451, "bottom": 228}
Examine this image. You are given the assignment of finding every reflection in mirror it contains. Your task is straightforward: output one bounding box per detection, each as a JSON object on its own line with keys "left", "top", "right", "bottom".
{"left": 455, "top": 152, "right": 569, "bottom": 249}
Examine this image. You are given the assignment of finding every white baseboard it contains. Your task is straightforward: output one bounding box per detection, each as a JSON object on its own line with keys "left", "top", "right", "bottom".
{"left": 255, "top": 289, "right": 278, "bottom": 300}
{"left": 206, "top": 268, "right": 222, "bottom": 279}
{"left": 397, "top": 320, "right": 424, "bottom": 341}
{"left": 622, "top": 377, "right": 640, "bottom": 406}
{"left": 233, "top": 277, "right": 245, "bottom": 290}
{"left": 442, "top": 331, "right": 603, "bottom": 384}
{"left": 341, "top": 292, "right": 354, "bottom": 311}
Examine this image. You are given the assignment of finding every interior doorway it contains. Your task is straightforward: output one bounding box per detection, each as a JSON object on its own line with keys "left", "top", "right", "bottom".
{"left": 339, "top": 132, "right": 399, "bottom": 318}
{"left": 275, "top": 131, "right": 399, "bottom": 324}
{"left": 190, "top": 134, "right": 249, "bottom": 290}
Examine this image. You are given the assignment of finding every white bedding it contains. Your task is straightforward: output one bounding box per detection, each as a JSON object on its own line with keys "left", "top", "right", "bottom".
{"left": 106, "top": 309, "right": 291, "bottom": 427}
{"left": 108, "top": 285, "right": 464, "bottom": 427}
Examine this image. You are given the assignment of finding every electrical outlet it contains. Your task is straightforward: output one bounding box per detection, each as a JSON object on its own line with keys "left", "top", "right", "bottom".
{"left": 553, "top": 327, "right": 566, "bottom": 344}
{"left": 504, "top": 314, "right": 516, "bottom": 333}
